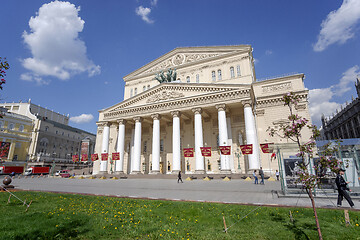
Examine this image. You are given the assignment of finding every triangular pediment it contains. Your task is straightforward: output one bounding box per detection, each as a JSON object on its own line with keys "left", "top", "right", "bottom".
{"left": 124, "top": 45, "right": 251, "bottom": 80}
{"left": 102, "top": 82, "right": 250, "bottom": 113}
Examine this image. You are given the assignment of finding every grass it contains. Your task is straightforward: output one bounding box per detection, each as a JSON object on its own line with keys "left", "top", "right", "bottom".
{"left": 0, "top": 191, "right": 359, "bottom": 240}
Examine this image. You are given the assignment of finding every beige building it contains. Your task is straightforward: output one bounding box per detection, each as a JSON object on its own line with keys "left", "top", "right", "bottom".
{"left": 94, "top": 45, "right": 312, "bottom": 175}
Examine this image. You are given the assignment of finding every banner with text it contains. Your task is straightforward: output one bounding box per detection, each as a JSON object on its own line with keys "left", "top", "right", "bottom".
{"left": 112, "top": 152, "right": 120, "bottom": 160}
{"left": 72, "top": 155, "right": 79, "bottom": 162}
{"left": 219, "top": 146, "right": 231, "bottom": 155}
{"left": 91, "top": 154, "right": 99, "bottom": 161}
{"left": 260, "top": 143, "right": 274, "bottom": 153}
{"left": 200, "top": 147, "right": 212, "bottom": 157}
{"left": 240, "top": 144, "right": 253, "bottom": 155}
{"left": 183, "top": 148, "right": 194, "bottom": 157}
{"left": 101, "top": 153, "right": 108, "bottom": 161}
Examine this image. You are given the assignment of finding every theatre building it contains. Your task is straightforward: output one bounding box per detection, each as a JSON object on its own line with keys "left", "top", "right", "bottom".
{"left": 93, "top": 45, "right": 312, "bottom": 176}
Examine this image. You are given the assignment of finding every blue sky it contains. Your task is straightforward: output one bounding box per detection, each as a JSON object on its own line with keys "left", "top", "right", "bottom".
{"left": 1, "top": 0, "right": 359, "bottom": 134}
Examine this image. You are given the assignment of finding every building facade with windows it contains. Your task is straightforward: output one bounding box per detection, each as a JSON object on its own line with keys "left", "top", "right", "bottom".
{"left": 321, "top": 78, "right": 360, "bottom": 140}
{"left": 93, "top": 45, "right": 312, "bottom": 175}
{"left": 0, "top": 108, "right": 32, "bottom": 162}
{"left": 0, "top": 101, "right": 96, "bottom": 164}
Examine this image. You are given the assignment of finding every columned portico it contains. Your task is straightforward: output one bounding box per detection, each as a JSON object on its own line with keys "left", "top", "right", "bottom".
{"left": 216, "top": 104, "right": 231, "bottom": 173}
{"left": 115, "top": 119, "right": 125, "bottom": 172}
{"left": 243, "top": 101, "right": 260, "bottom": 170}
{"left": 100, "top": 123, "right": 110, "bottom": 172}
{"left": 192, "top": 108, "right": 205, "bottom": 173}
{"left": 171, "top": 111, "right": 181, "bottom": 172}
{"left": 132, "top": 117, "right": 142, "bottom": 174}
{"left": 151, "top": 114, "right": 160, "bottom": 173}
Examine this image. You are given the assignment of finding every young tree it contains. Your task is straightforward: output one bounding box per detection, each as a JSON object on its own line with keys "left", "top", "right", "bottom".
{"left": 0, "top": 57, "right": 9, "bottom": 90}
{"left": 268, "top": 92, "right": 343, "bottom": 240}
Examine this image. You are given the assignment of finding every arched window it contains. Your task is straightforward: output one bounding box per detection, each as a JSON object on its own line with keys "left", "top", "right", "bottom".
{"left": 230, "top": 67, "right": 235, "bottom": 78}
{"left": 147, "top": 85, "right": 150, "bottom": 90}
{"left": 186, "top": 76, "right": 190, "bottom": 83}
{"left": 45, "top": 126, "right": 49, "bottom": 132}
{"left": 143, "top": 86, "right": 146, "bottom": 92}
{"left": 134, "top": 88, "right": 137, "bottom": 95}
{"left": 237, "top": 65, "right": 241, "bottom": 76}
{"left": 218, "top": 70, "right": 222, "bottom": 81}
{"left": 8, "top": 123, "right": 14, "bottom": 130}
{"left": 19, "top": 125, "right": 24, "bottom": 132}
{"left": 196, "top": 74, "right": 199, "bottom": 83}
{"left": 130, "top": 89, "right": 133, "bottom": 97}
{"left": 0, "top": 121, "right": 4, "bottom": 129}
{"left": 40, "top": 138, "right": 49, "bottom": 148}
{"left": 211, "top": 71, "right": 216, "bottom": 82}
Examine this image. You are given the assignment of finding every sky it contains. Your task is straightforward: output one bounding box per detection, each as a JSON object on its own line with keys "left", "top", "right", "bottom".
{"left": 1, "top": 0, "right": 360, "bottom": 134}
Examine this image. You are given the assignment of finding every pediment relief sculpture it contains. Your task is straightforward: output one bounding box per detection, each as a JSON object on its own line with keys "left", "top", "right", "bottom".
{"left": 147, "top": 90, "right": 185, "bottom": 103}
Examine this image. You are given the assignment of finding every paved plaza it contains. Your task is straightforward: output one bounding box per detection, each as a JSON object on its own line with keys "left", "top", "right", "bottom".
{"left": 2, "top": 176, "right": 359, "bottom": 210}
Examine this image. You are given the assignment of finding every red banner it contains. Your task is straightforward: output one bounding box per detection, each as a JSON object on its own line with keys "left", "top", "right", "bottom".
{"left": 91, "top": 154, "right": 99, "bottom": 161}
{"left": 183, "top": 148, "right": 194, "bottom": 157}
{"left": 72, "top": 155, "right": 79, "bottom": 162}
{"left": 81, "top": 154, "right": 88, "bottom": 162}
{"left": 101, "top": 153, "right": 108, "bottom": 161}
{"left": 240, "top": 144, "right": 253, "bottom": 155}
{"left": 219, "top": 146, "right": 231, "bottom": 155}
{"left": 112, "top": 152, "right": 120, "bottom": 160}
{"left": 260, "top": 143, "right": 274, "bottom": 153}
{"left": 200, "top": 147, "right": 212, "bottom": 157}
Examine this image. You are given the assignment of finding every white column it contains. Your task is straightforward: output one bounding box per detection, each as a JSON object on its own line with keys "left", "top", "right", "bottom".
{"left": 243, "top": 101, "right": 260, "bottom": 170}
{"left": 192, "top": 108, "right": 205, "bottom": 173}
{"left": 216, "top": 104, "right": 231, "bottom": 173}
{"left": 171, "top": 111, "right": 181, "bottom": 172}
{"left": 115, "top": 119, "right": 125, "bottom": 172}
{"left": 132, "top": 117, "right": 142, "bottom": 174}
{"left": 100, "top": 123, "right": 110, "bottom": 172}
{"left": 151, "top": 114, "right": 160, "bottom": 174}
{"left": 227, "top": 117, "right": 235, "bottom": 172}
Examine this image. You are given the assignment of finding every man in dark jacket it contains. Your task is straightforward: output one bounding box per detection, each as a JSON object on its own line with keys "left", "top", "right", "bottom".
{"left": 335, "top": 168, "right": 354, "bottom": 208}
{"left": 259, "top": 167, "right": 265, "bottom": 185}
{"left": 177, "top": 171, "right": 183, "bottom": 183}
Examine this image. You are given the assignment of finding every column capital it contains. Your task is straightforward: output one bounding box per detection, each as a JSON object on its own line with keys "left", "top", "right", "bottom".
{"left": 171, "top": 111, "right": 180, "bottom": 118}
{"left": 133, "top": 117, "right": 142, "bottom": 123}
{"left": 192, "top": 107, "right": 202, "bottom": 115}
{"left": 242, "top": 100, "right": 252, "bottom": 108}
{"left": 117, "top": 119, "right": 126, "bottom": 125}
{"left": 110, "top": 122, "right": 118, "bottom": 127}
{"left": 215, "top": 104, "right": 226, "bottom": 112}
{"left": 151, "top": 114, "right": 161, "bottom": 120}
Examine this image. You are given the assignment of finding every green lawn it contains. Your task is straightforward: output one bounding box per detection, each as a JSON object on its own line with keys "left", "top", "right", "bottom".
{"left": 0, "top": 191, "right": 359, "bottom": 240}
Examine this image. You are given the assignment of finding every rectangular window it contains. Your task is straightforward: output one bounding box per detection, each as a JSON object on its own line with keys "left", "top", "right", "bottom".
{"left": 130, "top": 89, "right": 133, "bottom": 97}
{"left": 186, "top": 76, "right": 190, "bottom": 83}
{"left": 134, "top": 88, "right": 137, "bottom": 95}
{"left": 218, "top": 70, "right": 222, "bottom": 80}
{"left": 160, "top": 139, "right": 164, "bottom": 152}
{"left": 196, "top": 74, "right": 199, "bottom": 83}
{"left": 237, "top": 65, "right": 241, "bottom": 76}
{"left": 230, "top": 67, "right": 235, "bottom": 78}
{"left": 143, "top": 141, "right": 147, "bottom": 153}
{"left": 211, "top": 71, "right": 216, "bottom": 82}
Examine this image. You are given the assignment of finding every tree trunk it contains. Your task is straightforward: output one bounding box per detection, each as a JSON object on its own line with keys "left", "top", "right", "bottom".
{"left": 308, "top": 188, "right": 323, "bottom": 240}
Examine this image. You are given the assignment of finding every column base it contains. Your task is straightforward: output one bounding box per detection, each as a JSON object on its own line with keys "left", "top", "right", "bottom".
{"left": 171, "top": 170, "right": 181, "bottom": 174}
{"left": 130, "top": 171, "right": 141, "bottom": 174}
{"left": 195, "top": 170, "right": 205, "bottom": 174}
{"left": 220, "top": 170, "right": 232, "bottom": 174}
{"left": 150, "top": 170, "right": 160, "bottom": 174}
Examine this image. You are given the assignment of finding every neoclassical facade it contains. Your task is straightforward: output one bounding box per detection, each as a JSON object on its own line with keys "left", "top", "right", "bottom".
{"left": 94, "top": 45, "right": 312, "bottom": 175}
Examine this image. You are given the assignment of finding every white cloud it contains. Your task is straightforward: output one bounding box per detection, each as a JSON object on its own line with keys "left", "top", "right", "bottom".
{"left": 253, "top": 58, "right": 259, "bottom": 65}
{"left": 136, "top": 6, "right": 154, "bottom": 24}
{"left": 313, "top": 0, "right": 360, "bottom": 52}
{"left": 151, "top": 0, "right": 158, "bottom": 6}
{"left": 70, "top": 114, "right": 94, "bottom": 124}
{"left": 308, "top": 65, "right": 360, "bottom": 126}
{"left": 265, "top": 50, "right": 273, "bottom": 55}
{"left": 21, "top": 1, "right": 100, "bottom": 85}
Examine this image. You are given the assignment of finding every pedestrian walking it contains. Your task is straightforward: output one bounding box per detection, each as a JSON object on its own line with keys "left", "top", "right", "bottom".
{"left": 275, "top": 170, "right": 280, "bottom": 181}
{"left": 253, "top": 170, "right": 258, "bottom": 184}
{"left": 177, "top": 171, "right": 183, "bottom": 183}
{"left": 259, "top": 167, "right": 264, "bottom": 184}
{"left": 336, "top": 168, "right": 354, "bottom": 208}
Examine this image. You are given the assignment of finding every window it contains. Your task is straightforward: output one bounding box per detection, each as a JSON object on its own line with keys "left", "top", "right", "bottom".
{"left": 130, "top": 89, "right": 133, "bottom": 97}
{"left": 134, "top": 88, "right": 137, "bottom": 95}
{"left": 143, "top": 86, "right": 146, "bottom": 92}
{"left": 19, "top": 125, "right": 24, "bottom": 132}
{"left": 147, "top": 85, "right": 150, "bottom": 90}
{"left": 237, "top": 65, "right": 241, "bottom": 76}
{"left": 56, "top": 130, "right": 58, "bottom": 134}
{"left": 218, "top": 70, "right": 222, "bottom": 81}
{"left": 196, "top": 74, "right": 199, "bottom": 83}
{"left": 186, "top": 76, "right": 190, "bottom": 83}
{"left": 0, "top": 121, "right": 4, "bottom": 128}
{"left": 45, "top": 126, "right": 49, "bottom": 132}
{"left": 160, "top": 139, "right": 164, "bottom": 152}
{"left": 230, "top": 67, "right": 235, "bottom": 78}
{"left": 8, "top": 123, "right": 14, "bottom": 130}
{"left": 211, "top": 71, "right": 216, "bottom": 82}
{"left": 143, "top": 141, "right": 147, "bottom": 153}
